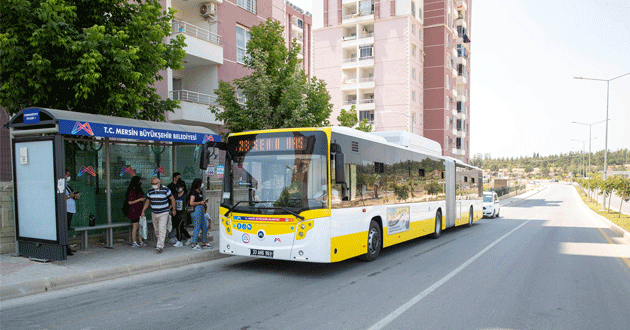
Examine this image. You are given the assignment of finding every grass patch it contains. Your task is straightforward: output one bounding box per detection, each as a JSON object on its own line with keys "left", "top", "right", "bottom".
{"left": 574, "top": 186, "right": 630, "bottom": 233}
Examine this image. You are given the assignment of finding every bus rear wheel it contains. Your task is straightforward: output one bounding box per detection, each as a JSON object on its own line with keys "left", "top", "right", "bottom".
{"left": 360, "top": 220, "right": 381, "bottom": 261}
{"left": 431, "top": 210, "right": 442, "bottom": 239}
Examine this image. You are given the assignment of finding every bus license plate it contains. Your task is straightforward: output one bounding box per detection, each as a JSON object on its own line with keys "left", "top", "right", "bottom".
{"left": 250, "top": 249, "right": 273, "bottom": 258}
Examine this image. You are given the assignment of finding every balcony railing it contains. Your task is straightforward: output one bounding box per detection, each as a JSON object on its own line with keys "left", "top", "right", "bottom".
{"left": 170, "top": 90, "right": 217, "bottom": 105}
{"left": 343, "top": 57, "right": 358, "bottom": 63}
{"left": 345, "top": 78, "right": 358, "bottom": 84}
{"left": 343, "top": 35, "right": 357, "bottom": 41}
{"left": 360, "top": 32, "right": 374, "bottom": 38}
{"left": 172, "top": 20, "right": 221, "bottom": 45}
{"left": 359, "top": 98, "right": 374, "bottom": 104}
{"left": 343, "top": 13, "right": 356, "bottom": 20}
{"left": 343, "top": 100, "right": 358, "bottom": 105}
{"left": 359, "top": 55, "right": 374, "bottom": 61}
{"left": 359, "top": 77, "right": 374, "bottom": 82}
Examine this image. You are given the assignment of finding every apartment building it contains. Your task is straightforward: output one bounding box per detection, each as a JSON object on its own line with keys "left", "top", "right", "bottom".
{"left": 156, "top": 0, "right": 312, "bottom": 132}
{"left": 313, "top": 0, "right": 471, "bottom": 162}
{"left": 313, "top": 0, "right": 425, "bottom": 134}
{"left": 423, "top": 0, "right": 471, "bottom": 162}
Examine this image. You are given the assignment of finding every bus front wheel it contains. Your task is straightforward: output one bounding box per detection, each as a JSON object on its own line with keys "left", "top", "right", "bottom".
{"left": 431, "top": 210, "right": 442, "bottom": 239}
{"left": 360, "top": 220, "right": 382, "bottom": 261}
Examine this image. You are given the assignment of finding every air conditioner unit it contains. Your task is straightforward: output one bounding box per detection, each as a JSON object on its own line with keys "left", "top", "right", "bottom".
{"left": 200, "top": 3, "right": 217, "bottom": 19}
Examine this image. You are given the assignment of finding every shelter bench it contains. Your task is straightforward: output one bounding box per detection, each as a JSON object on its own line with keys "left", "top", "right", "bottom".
{"left": 72, "top": 221, "right": 153, "bottom": 250}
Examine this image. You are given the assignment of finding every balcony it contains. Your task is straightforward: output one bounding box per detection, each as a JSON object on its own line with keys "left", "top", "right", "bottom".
{"left": 343, "top": 9, "right": 374, "bottom": 24}
{"left": 342, "top": 78, "right": 358, "bottom": 90}
{"left": 172, "top": 20, "right": 223, "bottom": 65}
{"left": 169, "top": 90, "right": 222, "bottom": 127}
{"left": 457, "top": 75, "right": 467, "bottom": 85}
{"left": 457, "top": 94, "right": 467, "bottom": 103}
{"left": 456, "top": 56, "right": 467, "bottom": 66}
{"left": 456, "top": 0, "right": 468, "bottom": 12}
{"left": 456, "top": 19, "right": 467, "bottom": 30}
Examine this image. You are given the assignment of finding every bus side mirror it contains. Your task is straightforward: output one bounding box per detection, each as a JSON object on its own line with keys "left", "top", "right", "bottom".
{"left": 200, "top": 141, "right": 227, "bottom": 169}
{"left": 335, "top": 153, "right": 345, "bottom": 184}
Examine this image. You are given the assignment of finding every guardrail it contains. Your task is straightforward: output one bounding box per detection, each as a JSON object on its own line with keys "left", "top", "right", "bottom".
{"left": 170, "top": 90, "right": 218, "bottom": 106}
{"left": 172, "top": 20, "right": 221, "bottom": 45}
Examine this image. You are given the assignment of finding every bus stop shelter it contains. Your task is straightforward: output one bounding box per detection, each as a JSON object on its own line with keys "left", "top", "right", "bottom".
{"left": 7, "top": 107, "right": 222, "bottom": 261}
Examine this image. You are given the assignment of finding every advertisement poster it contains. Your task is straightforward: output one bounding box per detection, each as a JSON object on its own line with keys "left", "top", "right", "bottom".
{"left": 387, "top": 206, "right": 410, "bottom": 235}
{"left": 217, "top": 165, "right": 224, "bottom": 178}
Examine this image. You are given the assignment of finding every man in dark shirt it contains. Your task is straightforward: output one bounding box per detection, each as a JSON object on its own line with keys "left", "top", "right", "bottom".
{"left": 167, "top": 172, "right": 187, "bottom": 196}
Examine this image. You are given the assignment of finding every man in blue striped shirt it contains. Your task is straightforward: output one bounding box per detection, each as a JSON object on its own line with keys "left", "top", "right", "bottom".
{"left": 142, "top": 177, "right": 176, "bottom": 253}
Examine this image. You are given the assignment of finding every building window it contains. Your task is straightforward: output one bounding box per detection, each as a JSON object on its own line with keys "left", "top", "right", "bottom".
{"left": 446, "top": 33, "right": 450, "bottom": 48}
{"left": 411, "top": 1, "right": 416, "bottom": 18}
{"left": 412, "top": 67, "right": 416, "bottom": 80}
{"left": 359, "top": 45, "right": 374, "bottom": 59}
{"left": 418, "top": 7, "right": 422, "bottom": 20}
{"left": 297, "top": 18, "right": 303, "bottom": 29}
{"left": 412, "top": 23, "right": 416, "bottom": 35}
{"left": 359, "top": 110, "right": 374, "bottom": 122}
{"left": 237, "top": 0, "right": 257, "bottom": 14}
{"left": 445, "top": 96, "right": 450, "bottom": 110}
{"left": 445, "top": 74, "right": 450, "bottom": 90}
{"left": 411, "top": 44, "right": 416, "bottom": 57}
{"left": 412, "top": 90, "right": 416, "bottom": 101}
{"left": 445, "top": 116, "right": 450, "bottom": 130}
{"left": 447, "top": 55, "right": 451, "bottom": 69}
{"left": 359, "top": 0, "right": 374, "bottom": 16}
{"left": 237, "top": 89, "right": 247, "bottom": 104}
{"left": 236, "top": 25, "right": 251, "bottom": 64}
{"left": 456, "top": 137, "right": 462, "bottom": 149}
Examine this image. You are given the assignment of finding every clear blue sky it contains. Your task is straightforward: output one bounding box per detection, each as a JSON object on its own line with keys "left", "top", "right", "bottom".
{"left": 293, "top": 0, "right": 630, "bottom": 159}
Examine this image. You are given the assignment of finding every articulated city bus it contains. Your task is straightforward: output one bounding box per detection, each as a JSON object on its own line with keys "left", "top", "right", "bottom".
{"left": 208, "top": 127, "right": 482, "bottom": 263}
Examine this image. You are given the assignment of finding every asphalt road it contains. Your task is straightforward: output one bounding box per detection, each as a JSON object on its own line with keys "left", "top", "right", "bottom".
{"left": 2, "top": 184, "right": 630, "bottom": 330}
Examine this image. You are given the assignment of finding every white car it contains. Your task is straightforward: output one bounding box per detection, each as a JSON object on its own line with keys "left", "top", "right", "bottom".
{"left": 483, "top": 192, "right": 500, "bottom": 218}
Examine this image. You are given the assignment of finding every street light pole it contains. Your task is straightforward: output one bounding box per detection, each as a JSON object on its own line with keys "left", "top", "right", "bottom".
{"left": 572, "top": 139, "right": 587, "bottom": 177}
{"left": 572, "top": 120, "right": 605, "bottom": 176}
{"left": 574, "top": 72, "right": 630, "bottom": 180}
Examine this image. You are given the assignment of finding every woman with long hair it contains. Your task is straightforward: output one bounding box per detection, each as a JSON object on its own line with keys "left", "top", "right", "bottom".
{"left": 189, "top": 178, "right": 210, "bottom": 250}
{"left": 125, "top": 176, "right": 147, "bottom": 247}
{"left": 171, "top": 180, "right": 192, "bottom": 247}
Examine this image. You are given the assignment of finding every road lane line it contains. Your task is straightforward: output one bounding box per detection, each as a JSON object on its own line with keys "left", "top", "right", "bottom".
{"left": 598, "top": 228, "right": 630, "bottom": 270}
{"left": 367, "top": 220, "right": 532, "bottom": 330}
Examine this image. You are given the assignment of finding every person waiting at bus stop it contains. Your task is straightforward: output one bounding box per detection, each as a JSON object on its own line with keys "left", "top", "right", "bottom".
{"left": 65, "top": 170, "right": 79, "bottom": 256}
{"left": 189, "top": 178, "right": 210, "bottom": 250}
{"left": 141, "top": 177, "right": 176, "bottom": 253}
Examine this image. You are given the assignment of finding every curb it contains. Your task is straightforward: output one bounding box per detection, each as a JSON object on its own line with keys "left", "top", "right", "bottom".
{"left": 0, "top": 250, "right": 232, "bottom": 301}
{"left": 575, "top": 189, "right": 630, "bottom": 244}
{"left": 500, "top": 186, "right": 547, "bottom": 205}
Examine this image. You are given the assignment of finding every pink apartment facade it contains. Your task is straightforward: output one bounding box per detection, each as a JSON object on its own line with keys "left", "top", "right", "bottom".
{"left": 423, "top": 0, "right": 471, "bottom": 163}
{"left": 314, "top": 0, "right": 425, "bottom": 134}
{"left": 313, "top": 0, "right": 471, "bottom": 162}
{"left": 155, "top": 0, "right": 312, "bottom": 133}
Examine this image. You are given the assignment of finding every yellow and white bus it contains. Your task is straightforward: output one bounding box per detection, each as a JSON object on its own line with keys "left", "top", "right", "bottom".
{"left": 210, "top": 127, "right": 482, "bottom": 263}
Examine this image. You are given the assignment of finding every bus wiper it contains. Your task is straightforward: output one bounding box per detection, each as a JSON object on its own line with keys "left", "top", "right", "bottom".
{"left": 224, "top": 201, "right": 248, "bottom": 217}
{"left": 247, "top": 201, "right": 305, "bottom": 220}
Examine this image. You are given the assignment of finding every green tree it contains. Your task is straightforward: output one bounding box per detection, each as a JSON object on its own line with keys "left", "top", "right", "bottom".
{"left": 211, "top": 19, "right": 332, "bottom": 135}
{"left": 615, "top": 178, "right": 630, "bottom": 218}
{"left": 337, "top": 105, "right": 358, "bottom": 127}
{"left": 0, "top": 0, "right": 185, "bottom": 120}
{"left": 356, "top": 118, "right": 373, "bottom": 132}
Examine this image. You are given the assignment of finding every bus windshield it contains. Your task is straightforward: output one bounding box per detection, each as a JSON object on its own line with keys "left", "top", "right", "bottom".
{"left": 222, "top": 131, "right": 329, "bottom": 215}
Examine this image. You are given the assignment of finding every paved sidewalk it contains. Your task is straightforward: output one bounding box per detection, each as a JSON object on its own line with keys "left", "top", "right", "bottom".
{"left": 0, "top": 230, "right": 228, "bottom": 301}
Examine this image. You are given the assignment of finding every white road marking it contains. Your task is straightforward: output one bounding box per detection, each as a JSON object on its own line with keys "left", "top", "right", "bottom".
{"left": 367, "top": 220, "right": 532, "bottom": 330}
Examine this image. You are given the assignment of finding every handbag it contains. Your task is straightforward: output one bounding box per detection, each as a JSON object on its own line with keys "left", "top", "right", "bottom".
{"left": 122, "top": 200, "right": 130, "bottom": 217}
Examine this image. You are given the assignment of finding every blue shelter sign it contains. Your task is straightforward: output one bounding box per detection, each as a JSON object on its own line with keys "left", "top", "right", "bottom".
{"left": 58, "top": 119, "right": 220, "bottom": 144}
{"left": 23, "top": 108, "right": 40, "bottom": 124}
